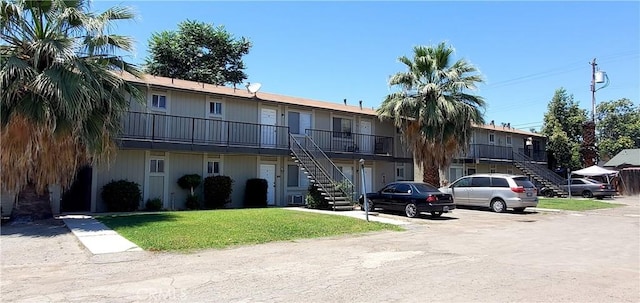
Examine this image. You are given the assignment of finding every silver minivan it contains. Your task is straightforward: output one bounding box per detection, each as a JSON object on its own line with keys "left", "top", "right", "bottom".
{"left": 439, "top": 174, "right": 538, "bottom": 213}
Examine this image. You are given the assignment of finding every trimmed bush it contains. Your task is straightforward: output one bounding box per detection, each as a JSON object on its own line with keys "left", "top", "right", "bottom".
{"left": 244, "top": 178, "right": 268, "bottom": 208}
{"left": 306, "top": 184, "right": 329, "bottom": 210}
{"left": 177, "top": 174, "right": 202, "bottom": 195}
{"left": 101, "top": 180, "right": 141, "bottom": 212}
{"left": 203, "top": 175, "right": 233, "bottom": 209}
{"left": 145, "top": 198, "right": 163, "bottom": 211}
{"left": 185, "top": 194, "right": 200, "bottom": 210}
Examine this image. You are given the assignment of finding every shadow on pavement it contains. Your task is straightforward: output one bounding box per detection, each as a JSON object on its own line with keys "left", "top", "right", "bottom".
{"left": 0, "top": 218, "right": 70, "bottom": 238}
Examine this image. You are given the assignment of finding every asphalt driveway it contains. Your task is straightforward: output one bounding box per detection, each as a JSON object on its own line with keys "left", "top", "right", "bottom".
{"left": 2, "top": 196, "right": 639, "bottom": 302}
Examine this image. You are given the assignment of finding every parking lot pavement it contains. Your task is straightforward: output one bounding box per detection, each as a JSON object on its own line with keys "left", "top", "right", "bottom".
{"left": 2, "top": 197, "right": 639, "bottom": 302}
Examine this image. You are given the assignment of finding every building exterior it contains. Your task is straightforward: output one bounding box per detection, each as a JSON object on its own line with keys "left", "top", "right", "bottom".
{"left": 1, "top": 74, "right": 549, "bottom": 216}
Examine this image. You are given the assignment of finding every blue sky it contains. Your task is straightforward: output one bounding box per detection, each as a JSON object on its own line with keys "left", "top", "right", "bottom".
{"left": 92, "top": 1, "right": 639, "bottom": 131}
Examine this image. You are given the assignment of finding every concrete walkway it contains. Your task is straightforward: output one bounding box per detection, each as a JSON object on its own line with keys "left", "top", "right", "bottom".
{"left": 284, "top": 207, "right": 411, "bottom": 225}
{"left": 60, "top": 215, "right": 142, "bottom": 254}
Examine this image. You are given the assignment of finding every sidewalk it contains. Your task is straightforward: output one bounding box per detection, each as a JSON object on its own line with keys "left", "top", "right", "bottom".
{"left": 284, "top": 207, "right": 411, "bottom": 225}
{"left": 60, "top": 215, "right": 143, "bottom": 254}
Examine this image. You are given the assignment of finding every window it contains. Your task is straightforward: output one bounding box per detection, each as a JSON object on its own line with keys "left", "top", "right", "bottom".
{"left": 467, "top": 168, "right": 477, "bottom": 175}
{"left": 506, "top": 135, "right": 512, "bottom": 146}
{"left": 395, "top": 184, "right": 411, "bottom": 194}
{"left": 396, "top": 164, "right": 405, "bottom": 180}
{"left": 151, "top": 94, "right": 167, "bottom": 110}
{"left": 208, "top": 101, "right": 223, "bottom": 117}
{"left": 488, "top": 133, "right": 495, "bottom": 144}
{"left": 452, "top": 177, "right": 471, "bottom": 188}
{"left": 471, "top": 177, "right": 491, "bottom": 187}
{"left": 150, "top": 159, "right": 165, "bottom": 173}
{"left": 332, "top": 117, "right": 352, "bottom": 138}
{"left": 287, "top": 165, "right": 309, "bottom": 187}
{"left": 491, "top": 177, "right": 510, "bottom": 188}
{"left": 381, "top": 185, "right": 396, "bottom": 194}
{"left": 207, "top": 161, "right": 220, "bottom": 175}
{"left": 571, "top": 179, "right": 585, "bottom": 185}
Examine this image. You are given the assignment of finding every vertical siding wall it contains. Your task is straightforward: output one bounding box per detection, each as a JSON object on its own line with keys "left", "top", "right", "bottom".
{"left": 225, "top": 155, "right": 257, "bottom": 208}
{"left": 168, "top": 153, "right": 203, "bottom": 209}
{"left": 95, "top": 150, "right": 145, "bottom": 212}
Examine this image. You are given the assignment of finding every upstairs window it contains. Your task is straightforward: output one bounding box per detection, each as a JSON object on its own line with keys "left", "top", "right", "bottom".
{"left": 150, "top": 159, "right": 165, "bottom": 173}
{"left": 506, "top": 135, "right": 512, "bottom": 146}
{"left": 332, "top": 117, "right": 353, "bottom": 138}
{"left": 488, "top": 133, "right": 495, "bottom": 144}
{"left": 208, "top": 101, "right": 223, "bottom": 117}
{"left": 151, "top": 94, "right": 167, "bottom": 110}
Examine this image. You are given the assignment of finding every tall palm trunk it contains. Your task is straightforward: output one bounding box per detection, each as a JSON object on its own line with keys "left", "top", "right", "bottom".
{"left": 422, "top": 163, "right": 440, "bottom": 187}
{"left": 11, "top": 183, "right": 52, "bottom": 221}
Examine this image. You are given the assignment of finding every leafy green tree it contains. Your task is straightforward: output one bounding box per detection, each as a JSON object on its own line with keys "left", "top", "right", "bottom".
{"left": 596, "top": 98, "right": 640, "bottom": 160}
{"left": 541, "top": 88, "right": 587, "bottom": 170}
{"left": 1, "top": 0, "right": 142, "bottom": 220}
{"left": 145, "top": 20, "right": 252, "bottom": 86}
{"left": 377, "top": 42, "right": 485, "bottom": 186}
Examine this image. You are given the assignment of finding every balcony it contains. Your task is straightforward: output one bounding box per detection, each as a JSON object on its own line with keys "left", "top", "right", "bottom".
{"left": 462, "top": 144, "right": 547, "bottom": 163}
{"left": 305, "top": 129, "right": 394, "bottom": 157}
{"left": 119, "top": 111, "right": 290, "bottom": 152}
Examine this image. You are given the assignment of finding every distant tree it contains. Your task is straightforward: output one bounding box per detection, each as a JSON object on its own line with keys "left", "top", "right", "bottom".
{"left": 596, "top": 98, "right": 640, "bottom": 160}
{"left": 145, "top": 20, "right": 252, "bottom": 86}
{"left": 377, "top": 42, "right": 485, "bottom": 186}
{"left": 541, "top": 88, "right": 587, "bottom": 170}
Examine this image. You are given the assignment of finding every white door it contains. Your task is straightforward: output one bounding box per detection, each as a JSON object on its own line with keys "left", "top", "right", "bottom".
{"left": 359, "top": 120, "right": 372, "bottom": 153}
{"left": 300, "top": 113, "right": 311, "bottom": 136}
{"left": 260, "top": 164, "right": 276, "bottom": 205}
{"left": 260, "top": 108, "right": 277, "bottom": 147}
{"left": 364, "top": 167, "right": 373, "bottom": 193}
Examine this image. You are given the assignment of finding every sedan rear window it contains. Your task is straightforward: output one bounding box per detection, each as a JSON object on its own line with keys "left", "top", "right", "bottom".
{"left": 513, "top": 177, "right": 535, "bottom": 188}
{"left": 413, "top": 183, "right": 439, "bottom": 193}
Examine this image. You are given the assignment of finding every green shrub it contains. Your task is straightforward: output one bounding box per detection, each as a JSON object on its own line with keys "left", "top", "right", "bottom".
{"left": 145, "top": 198, "right": 163, "bottom": 211}
{"left": 185, "top": 194, "right": 200, "bottom": 210}
{"left": 203, "top": 175, "right": 234, "bottom": 209}
{"left": 101, "top": 180, "right": 141, "bottom": 212}
{"left": 177, "top": 174, "right": 202, "bottom": 195}
{"left": 305, "top": 184, "right": 329, "bottom": 210}
{"left": 244, "top": 178, "right": 268, "bottom": 208}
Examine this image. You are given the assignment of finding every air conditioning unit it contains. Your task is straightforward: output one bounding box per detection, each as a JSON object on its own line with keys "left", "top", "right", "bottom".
{"left": 288, "top": 195, "right": 304, "bottom": 205}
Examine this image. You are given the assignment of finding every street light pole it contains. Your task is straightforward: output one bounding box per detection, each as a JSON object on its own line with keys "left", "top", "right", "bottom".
{"left": 590, "top": 58, "right": 597, "bottom": 122}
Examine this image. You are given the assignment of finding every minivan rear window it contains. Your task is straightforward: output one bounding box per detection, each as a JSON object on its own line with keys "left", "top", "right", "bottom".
{"left": 491, "top": 178, "right": 510, "bottom": 188}
{"left": 513, "top": 177, "right": 535, "bottom": 188}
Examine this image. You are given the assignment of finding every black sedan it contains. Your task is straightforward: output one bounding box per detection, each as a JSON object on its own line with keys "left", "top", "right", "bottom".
{"left": 359, "top": 181, "right": 455, "bottom": 218}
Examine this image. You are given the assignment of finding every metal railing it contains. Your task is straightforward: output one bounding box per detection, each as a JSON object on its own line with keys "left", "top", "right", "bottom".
{"left": 517, "top": 148, "right": 547, "bottom": 162}
{"left": 305, "top": 129, "right": 393, "bottom": 156}
{"left": 303, "top": 135, "right": 356, "bottom": 203}
{"left": 458, "top": 144, "right": 547, "bottom": 162}
{"left": 514, "top": 151, "right": 566, "bottom": 185}
{"left": 120, "top": 111, "right": 290, "bottom": 149}
{"left": 289, "top": 134, "right": 335, "bottom": 199}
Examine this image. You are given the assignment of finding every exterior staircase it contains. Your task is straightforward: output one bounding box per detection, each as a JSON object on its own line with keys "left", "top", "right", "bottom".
{"left": 289, "top": 134, "right": 355, "bottom": 211}
{"left": 513, "top": 151, "right": 568, "bottom": 197}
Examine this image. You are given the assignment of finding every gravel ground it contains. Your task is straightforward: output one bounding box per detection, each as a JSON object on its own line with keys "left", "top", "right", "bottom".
{"left": 1, "top": 196, "right": 638, "bottom": 302}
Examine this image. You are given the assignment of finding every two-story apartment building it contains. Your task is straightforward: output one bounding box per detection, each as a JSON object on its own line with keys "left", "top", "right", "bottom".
{"left": 1, "top": 73, "right": 549, "bottom": 216}
{"left": 84, "top": 73, "right": 415, "bottom": 212}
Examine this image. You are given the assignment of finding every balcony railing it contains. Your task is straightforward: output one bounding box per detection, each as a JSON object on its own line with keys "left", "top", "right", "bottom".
{"left": 120, "top": 111, "right": 290, "bottom": 149}
{"left": 461, "top": 144, "right": 547, "bottom": 162}
{"left": 305, "top": 129, "right": 393, "bottom": 156}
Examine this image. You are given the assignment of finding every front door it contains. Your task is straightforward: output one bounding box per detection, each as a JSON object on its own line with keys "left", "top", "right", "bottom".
{"left": 260, "top": 108, "right": 277, "bottom": 147}
{"left": 260, "top": 164, "right": 276, "bottom": 205}
{"left": 359, "top": 120, "right": 372, "bottom": 153}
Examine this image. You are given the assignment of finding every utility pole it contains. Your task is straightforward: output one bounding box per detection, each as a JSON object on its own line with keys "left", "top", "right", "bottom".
{"left": 590, "top": 58, "right": 597, "bottom": 122}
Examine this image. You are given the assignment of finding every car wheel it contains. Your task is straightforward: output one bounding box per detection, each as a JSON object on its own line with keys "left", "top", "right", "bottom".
{"left": 582, "top": 190, "right": 593, "bottom": 198}
{"left": 405, "top": 203, "right": 418, "bottom": 218}
{"left": 366, "top": 200, "right": 375, "bottom": 211}
{"left": 491, "top": 199, "right": 507, "bottom": 213}
{"left": 430, "top": 211, "right": 443, "bottom": 218}
{"left": 544, "top": 189, "right": 555, "bottom": 198}
{"left": 513, "top": 207, "right": 526, "bottom": 213}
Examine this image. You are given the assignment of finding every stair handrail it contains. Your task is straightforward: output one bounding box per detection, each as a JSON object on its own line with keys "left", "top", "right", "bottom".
{"left": 289, "top": 134, "right": 337, "bottom": 202}
{"left": 514, "top": 151, "right": 567, "bottom": 188}
{"left": 303, "top": 135, "right": 356, "bottom": 203}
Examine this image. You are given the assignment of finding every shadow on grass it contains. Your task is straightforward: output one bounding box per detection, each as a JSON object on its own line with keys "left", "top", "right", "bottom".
{"left": 95, "top": 212, "right": 179, "bottom": 229}
{"left": 0, "top": 218, "right": 70, "bottom": 238}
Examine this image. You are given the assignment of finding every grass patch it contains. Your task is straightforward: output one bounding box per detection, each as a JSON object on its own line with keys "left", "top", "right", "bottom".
{"left": 537, "top": 198, "right": 624, "bottom": 211}
{"left": 97, "top": 208, "right": 402, "bottom": 251}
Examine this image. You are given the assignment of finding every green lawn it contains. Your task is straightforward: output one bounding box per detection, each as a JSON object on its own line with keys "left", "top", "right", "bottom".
{"left": 537, "top": 198, "right": 624, "bottom": 211}
{"left": 97, "top": 208, "right": 402, "bottom": 251}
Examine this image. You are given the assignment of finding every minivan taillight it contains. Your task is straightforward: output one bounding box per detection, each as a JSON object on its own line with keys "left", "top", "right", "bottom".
{"left": 426, "top": 195, "right": 437, "bottom": 202}
{"left": 511, "top": 187, "right": 526, "bottom": 193}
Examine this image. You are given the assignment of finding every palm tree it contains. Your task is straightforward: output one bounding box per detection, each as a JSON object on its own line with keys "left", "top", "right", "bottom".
{"left": 377, "top": 42, "right": 485, "bottom": 187}
{"left": 1, "top": 0, "right": 143, "bottom": 220}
